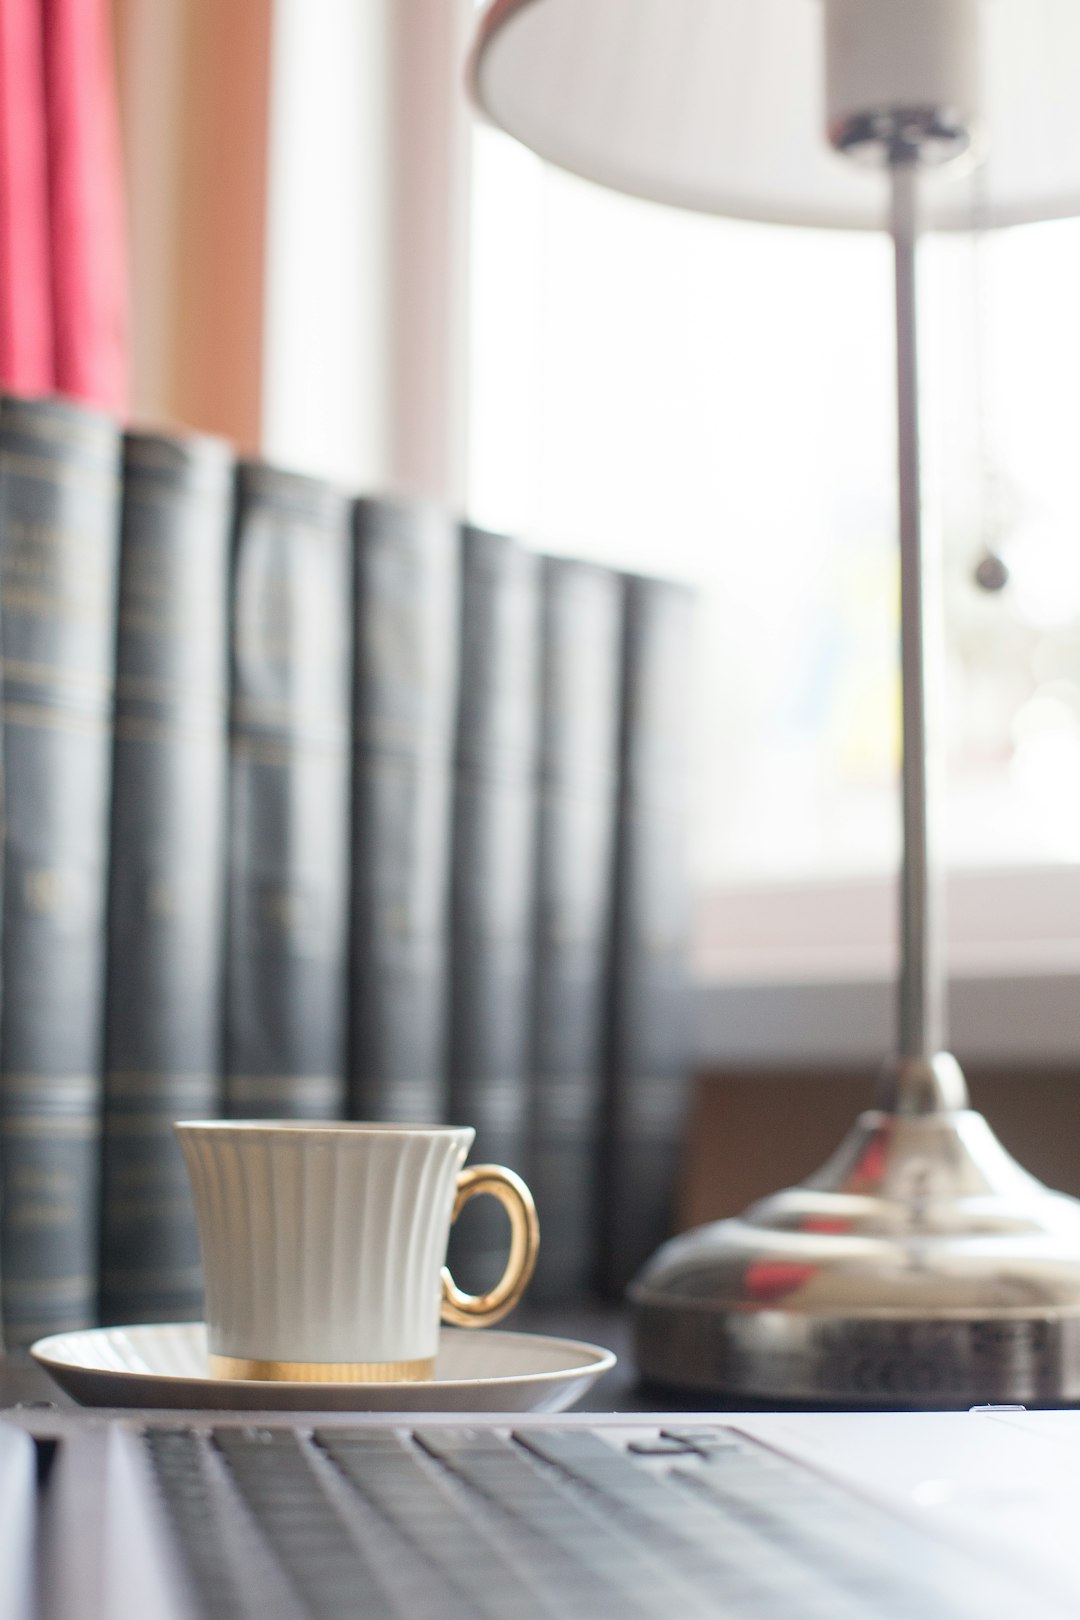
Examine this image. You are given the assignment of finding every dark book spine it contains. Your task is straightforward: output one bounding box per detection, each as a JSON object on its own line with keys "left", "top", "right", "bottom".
{"left": 527, "top": 558, "right": 621, "bottom": 1304}
{"left": 0, "top": 394, "right": 121, "bottom": 1348}
{"left": 447, "top": 525, "right": 540, "bottom": 1292}
{"left": 599, "top": 573, "right": 695, "bottom": 1298}
{"left": 349, "top": 497, "right": 458, "bottom": 1125}
{"left": 224, "top": 463, "right": 352, "bottom": 1121}
{"left": 98, "top": 430, "right": 233, "bottom": 1326}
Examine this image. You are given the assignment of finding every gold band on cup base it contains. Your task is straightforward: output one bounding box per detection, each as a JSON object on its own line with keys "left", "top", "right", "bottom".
{"left": 210, "top": 1353, "right": 437, "bottom": 1384}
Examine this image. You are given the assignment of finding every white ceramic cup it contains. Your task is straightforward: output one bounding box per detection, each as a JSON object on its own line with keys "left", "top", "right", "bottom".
{"left": 175, "top": 1120, "right": 539, "bottom": 1382}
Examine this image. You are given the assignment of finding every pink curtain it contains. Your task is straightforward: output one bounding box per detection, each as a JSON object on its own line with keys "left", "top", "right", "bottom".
{"left": 0, "top": 0, "right": 127, "bottom": 411}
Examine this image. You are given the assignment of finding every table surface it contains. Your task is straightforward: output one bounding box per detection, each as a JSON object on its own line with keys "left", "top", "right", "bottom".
{"left": 0, "top": 1301, "right": 717, "bottom": 1417}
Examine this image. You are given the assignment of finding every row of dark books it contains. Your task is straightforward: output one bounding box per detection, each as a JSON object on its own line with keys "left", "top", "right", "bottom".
{"left": 0, "top": 392, "right": 694, "bottom": 1351}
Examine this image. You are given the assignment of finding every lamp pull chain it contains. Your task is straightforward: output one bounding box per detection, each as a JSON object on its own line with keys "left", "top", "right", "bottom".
{"left": 970, "top": 164, "right": 1010, "bottom": 593}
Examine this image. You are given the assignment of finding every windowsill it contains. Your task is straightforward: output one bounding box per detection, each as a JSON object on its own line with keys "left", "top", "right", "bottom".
{"left": 692, "top": 864, "right": 1080, "bottom": 1069}
{"left": 695, "top": 970, "right": 1080, "bottom": 1068}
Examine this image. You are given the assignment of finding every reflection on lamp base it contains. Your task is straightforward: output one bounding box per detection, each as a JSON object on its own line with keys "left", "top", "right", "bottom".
{"left": 628, "top": 1093, "right": 1080, "bottom": 1406}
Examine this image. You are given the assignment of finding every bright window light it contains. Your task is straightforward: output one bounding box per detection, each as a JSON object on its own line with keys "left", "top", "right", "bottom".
{"left": 468, "top": 126, "right": 1080, "bottom": 892}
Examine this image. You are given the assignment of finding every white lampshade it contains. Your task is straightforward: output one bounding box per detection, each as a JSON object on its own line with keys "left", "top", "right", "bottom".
{"left": 470, "top": 0, "right": 1080, "bottom": 231}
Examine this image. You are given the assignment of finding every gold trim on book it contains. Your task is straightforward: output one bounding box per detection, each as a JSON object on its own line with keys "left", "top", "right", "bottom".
{"left": 225, "top": 1075, "right": 337, "bottom": 1103}
{"left": 0, "top": 448, "right": 118, "bottom": 482}
{"left": 3, "top": 1274, "right": 94, "bottom": 1299}
{"left": 0, "top": 1115, "right": 100, "bottom": 1138}
{"left": 209, "top": 1353, "right": 436, "bottom": 1384}
{"left": 116, "top": 671, "right": 221, "bottom": 703}
{"left": 114, "top": 715, "right": 220, "bottom": 745}
{"left": 2, "top": 656, "right": 111, "bottom": 692}
{"left": 229, "top": 735, "right": 347, "bottom": 766}
{"left": 105, "top": 1070, "right": 215, "bottom": 1094}
{"left": 2, "top": 701, "right": 104, "bottom": 734}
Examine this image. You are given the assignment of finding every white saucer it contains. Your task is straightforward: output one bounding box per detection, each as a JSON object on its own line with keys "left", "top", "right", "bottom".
{"left": 30, "top": 1323, "right": 617, "bottom": 1413}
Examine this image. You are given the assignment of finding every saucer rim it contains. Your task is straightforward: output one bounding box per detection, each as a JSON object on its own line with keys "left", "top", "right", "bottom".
{"left": 29, "top": 1322, "right": 618, "bottom": 1393}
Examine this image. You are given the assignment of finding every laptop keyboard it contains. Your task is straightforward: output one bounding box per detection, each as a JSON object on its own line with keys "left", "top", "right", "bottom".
{"left": 141, "top": 1423, "right": 1034, "bottom": 1620}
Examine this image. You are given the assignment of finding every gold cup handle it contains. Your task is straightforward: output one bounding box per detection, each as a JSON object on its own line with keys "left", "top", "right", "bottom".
{"left": 440, "top": 1164, "right": 540, "bottom": 1327}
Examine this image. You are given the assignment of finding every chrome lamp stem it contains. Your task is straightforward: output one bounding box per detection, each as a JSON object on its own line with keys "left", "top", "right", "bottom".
{"left": 876, "top": 156, "right": 969, "bottom": 1116}
{"left": 892, "top": 157, "right": 943, "bottom": 1069}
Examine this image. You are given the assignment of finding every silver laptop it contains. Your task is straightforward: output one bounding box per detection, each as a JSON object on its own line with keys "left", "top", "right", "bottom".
{"left": 4, "top": 1404, "right": 1080, "bottom": 1619}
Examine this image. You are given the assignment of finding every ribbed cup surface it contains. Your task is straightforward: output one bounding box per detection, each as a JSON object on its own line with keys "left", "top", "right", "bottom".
{"left": 176, "top": 1123, "right": 473, "bottom": 1363}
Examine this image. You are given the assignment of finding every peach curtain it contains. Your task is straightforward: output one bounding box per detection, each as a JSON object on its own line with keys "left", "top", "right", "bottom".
{"left": 112, "top": 0, "right": 272, "bottom": 448}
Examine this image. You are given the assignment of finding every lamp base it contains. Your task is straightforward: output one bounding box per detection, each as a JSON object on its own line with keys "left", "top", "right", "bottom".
{"left": 628, "top": 1100, "right": 1080, "bottom": 1407}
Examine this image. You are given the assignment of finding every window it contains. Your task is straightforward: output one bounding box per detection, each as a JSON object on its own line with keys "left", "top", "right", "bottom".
{"left": 467, "top": 123, "right": 1080, "bottom": 982}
